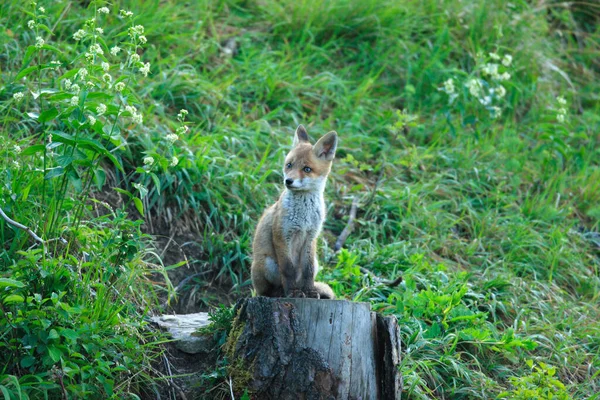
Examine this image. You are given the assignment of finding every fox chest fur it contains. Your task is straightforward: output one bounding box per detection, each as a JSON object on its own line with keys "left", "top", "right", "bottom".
{"left": 281, "top": 190, "right": 325, "bottom": 244}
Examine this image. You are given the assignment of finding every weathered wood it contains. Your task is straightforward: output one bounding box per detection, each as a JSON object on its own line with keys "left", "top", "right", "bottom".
{"left": 227, "top": 297, "right": 402, "bottom": 399}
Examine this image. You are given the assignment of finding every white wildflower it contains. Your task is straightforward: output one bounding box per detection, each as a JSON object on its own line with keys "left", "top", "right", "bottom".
{"left": 143, "top": 156, "right": 154, "bottom": 165}
{"left": 442, "top": 78, "right": 455, "bottom": 94}
{"left": 132, "top": 113, "right": 143, "bottom": 124}
{"left": 70, "top": 95, "right": 79, "bottom": 106}
{"left": 558, "top": 107, "right": 567, "bottom": 115}
{"left": 28, "top": 20, "right": 36, "bottom": 29}
{"left": 14, "top": 145, "right": 22, "bottom": 154}
{"left": 502, "top": 54, "right": 513, "bottom": 67}
{"left": 101, "top": 62, "right": 110, "bottom": 72}
{"left": 110, "top": 46, "right": 121, "bottom": 56}
{"left": 120, "top": 9, "right": 134, "bottom": 18}
{"left": 73, "top": 29, "right": 86, "bottom": 41}
{"left": 98, "top": 7, "right": 110, "bottom": 14}
{"left": 557, "top": 96, "right": 567, "bottom": 105}
{"left": 115, "top": 82, "right": 125, "bottom": 92}
{"left": 86, "top": 81, "right": 95, "bottom": 89}
{"left": 77, "top": 68, "right": 88, "bottom": 80}
{"left": 64, "top": 79, "right": 72, "bottom": 90}
{"left": 496, "top": 85, "right": 506, "bottom": 98}
{"left": 95, "top": 27, "right": 104, "bottom": 35}
{"left": 13, "top": 92, "right": 24, "bottom": 101}
{"left": 557, "top": 113, "right": 565, "bottom": 123}
{"left": 139, "top": 35, "right": 147, "bottom": 44}
{"left": 170, "top": 156, "right": 179, "bottom": 167}
{"left": 128, "top": 25, "right": 144, "bottom": 38}
{"left": 490, "top": 106, "right": 501, "bottom": 119}
{"left": 13, "top": 160, "right": 20, "bottom": 168}
{"left": 38, "top": 6, "right": 45, "bottom": 13}
{"left": 89, "top": 43, "right": 103, "bottom": 55}
{"left": 35, "top": 36, "right": 44, "bottom": 48}
{"left": 139, "top": 62, "right": 150, "bottom": 77}
{"left": 96, "top": 103, "right": 107, "bottom": 115}
{"left": 482, "top": 63, "right": 499, "bottom": 77}
{"left": 466, "top": 78, "right": 483, "bottom": 98}
{"left": 102, "top": 73, "right": 112, "bottom": 83}
{"left": 70, "top": 83, "right": 81, "bottom": 94}
{"left": 166, "top": 133, "right": 178, "bottom": 144}
{"left": 130, "top": 53, "right": 140, "bottom": 63}
{"left": 88, "top": 115, "right": 96, "bottom": 125}
{"left": 177, "top": 109, "right": 188, "bottom": 120}
{"left": 176, "top": 125, "right": 189, "bottom": 135}
{"left": 489, "top": 52, "right": 500, "bottom": 61}
{"left": 479, "top": 96, "right": 492, "bottom": 106}
{"left": 499, "top": 72, "right": 511, "bottom": 81}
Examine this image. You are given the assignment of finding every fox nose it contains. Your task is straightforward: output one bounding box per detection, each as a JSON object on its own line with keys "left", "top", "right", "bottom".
{"left": 285, "top": 178, "right": 293, "bottom": 186}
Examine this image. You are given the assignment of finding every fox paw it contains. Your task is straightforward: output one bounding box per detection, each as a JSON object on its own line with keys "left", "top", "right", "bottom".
{"left": 304, "top": 289, "right": 320, "bottom": 299}
{"left": 287, "top": 289, "right": 306, "bottom": 298}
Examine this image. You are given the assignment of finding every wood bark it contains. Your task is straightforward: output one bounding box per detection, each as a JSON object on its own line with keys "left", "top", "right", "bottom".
{"left": 226, "top": 297, "right": 401, "bottom": 399}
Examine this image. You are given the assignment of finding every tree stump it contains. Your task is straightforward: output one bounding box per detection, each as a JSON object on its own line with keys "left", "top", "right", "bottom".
{"left": 226, "top": 297, "right": 402, "bottom": 400}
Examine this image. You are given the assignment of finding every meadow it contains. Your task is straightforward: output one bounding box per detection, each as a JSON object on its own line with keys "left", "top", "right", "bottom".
{"left": 0, "top": 0, "right": 599, "bottom": 398}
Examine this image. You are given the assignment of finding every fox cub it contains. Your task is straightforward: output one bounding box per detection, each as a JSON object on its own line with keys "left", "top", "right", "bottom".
{"left": 251, "top": 125, "right": 337, "bottom": 299}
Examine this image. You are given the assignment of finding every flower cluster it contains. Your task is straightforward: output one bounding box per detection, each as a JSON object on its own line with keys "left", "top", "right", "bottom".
{"left": 556, "top": 97, "right": 568, "bottom": 123}
{"left": 440, "top": 50, "right": 514, "bottom": 120}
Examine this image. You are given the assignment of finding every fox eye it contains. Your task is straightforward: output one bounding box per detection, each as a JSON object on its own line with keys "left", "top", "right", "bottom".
{"left": 303, "top": 166, "right": 312, "bottom": 173}
{"left": 286, "top": 163, "right": 292, "bottom": 168}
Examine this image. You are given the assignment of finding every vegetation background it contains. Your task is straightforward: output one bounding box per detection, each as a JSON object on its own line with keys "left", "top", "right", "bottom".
{"left": 1, "top": 0, "right": 599, "bottom": 398}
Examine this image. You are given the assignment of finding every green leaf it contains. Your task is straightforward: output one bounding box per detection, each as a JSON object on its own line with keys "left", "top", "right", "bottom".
{"left": 94, "top": 168, "right": 107, "bottom": 190}
{"left": 56, "top": 155, "right": 74, "bottom": 168}
{"left": 22, "top": 45, "right": 37, "bottom": 67}
{"left": 47, "top": 346, "right": 62, "bottom": 362}
{"left": 21, "top": 144, "right": 45, "bottom": 155}
{"left": 48, "top": 329, "right": 60, "bottom": 340}
{"left": 3, "top": 295, "right": 25, "bottom": 304}
{"left": 45, "top": 167, "right": 65, "bottom": 180}
{"left": 20, "top": 355, "right": 36, "bottom": 368}
{"left": 40, "top": 44, "right": 62, "bottom": 54}
{"left": 38, "top": 107, "right": 59, "bottom": 123}
{"left": 0, "top": 278, "right": 25, "bottom": 288}
{"left": 133, "top": 197, "right": 144, "bottom": 216}
{"left": 150, "top": 173, "right": 161, "bottom": 194}
{"left": 61, "top": 328, "right": 79, "bottom": 341}
{"left": 14, "top": 65, "right": 39, "bottom": 81}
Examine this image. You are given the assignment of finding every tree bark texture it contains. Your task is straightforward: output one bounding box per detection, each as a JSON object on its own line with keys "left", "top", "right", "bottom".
{"left": 226, "top": 297, "right": 401, "bottom": 400}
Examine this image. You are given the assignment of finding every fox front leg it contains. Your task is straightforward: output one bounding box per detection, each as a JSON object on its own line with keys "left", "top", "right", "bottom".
{"left": 299, "top": 243, "right": 319, "bottom": 298}
{"left": 278, "top": 254, "right": 304, "bottom": 298}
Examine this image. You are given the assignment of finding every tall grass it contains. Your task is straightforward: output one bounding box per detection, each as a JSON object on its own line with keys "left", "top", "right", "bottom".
{"left": 1, "top": 0, "right": 599, "bottom": 398}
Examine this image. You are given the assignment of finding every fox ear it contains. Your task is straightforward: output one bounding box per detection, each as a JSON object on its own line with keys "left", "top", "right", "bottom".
{"left": 313, "top": 131, "right": 338, "bottom": 161}
{"left": 293, "top": 124, "right": 310, "bottom": 146}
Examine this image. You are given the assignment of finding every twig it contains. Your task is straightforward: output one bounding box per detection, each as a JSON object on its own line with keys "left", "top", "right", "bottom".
{"left": 360, "top": 267, "right": 403, "bottom": 287}
{"left": 334, "top": 196, "right": 359, "bottom": 252}
{"left": 229, "top": 376, "right": 235, "bottom": 400}
{"left": 0, "top": 206, "right": 44, "bottom": 244}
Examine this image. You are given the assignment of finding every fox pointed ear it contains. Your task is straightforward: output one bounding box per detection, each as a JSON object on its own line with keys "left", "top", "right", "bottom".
{"left": 293, "top": 124, "right": 310, "bottom": 146}
{"left": 313, "top": 131, "right": 338, "bottom": 161}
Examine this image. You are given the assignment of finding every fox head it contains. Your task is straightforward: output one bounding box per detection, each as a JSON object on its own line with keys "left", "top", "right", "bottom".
{"left": 283, "top": 125, "right": 338, "bottom": 192}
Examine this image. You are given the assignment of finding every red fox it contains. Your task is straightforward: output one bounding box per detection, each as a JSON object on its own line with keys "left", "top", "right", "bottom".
{"left": 251, "top": 125, "right": 337, "bottom": 299}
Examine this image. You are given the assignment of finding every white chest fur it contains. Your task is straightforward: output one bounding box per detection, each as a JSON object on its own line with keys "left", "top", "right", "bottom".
{"left": 281, "top": 190, "right": 325, "bottom": 242}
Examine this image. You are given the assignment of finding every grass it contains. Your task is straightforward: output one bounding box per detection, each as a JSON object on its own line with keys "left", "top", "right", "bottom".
{"left": 1, "top": 0, "right": 600, "bottom": 398}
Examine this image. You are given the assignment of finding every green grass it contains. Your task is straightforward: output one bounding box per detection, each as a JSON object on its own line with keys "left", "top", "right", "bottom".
{"left": 1, "top": 0, "right": 600, "bottom": 398}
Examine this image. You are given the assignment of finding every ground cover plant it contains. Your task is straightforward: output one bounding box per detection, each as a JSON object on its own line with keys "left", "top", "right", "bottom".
{"left": 1, "top": 0, "right": 599, "bottom": 398}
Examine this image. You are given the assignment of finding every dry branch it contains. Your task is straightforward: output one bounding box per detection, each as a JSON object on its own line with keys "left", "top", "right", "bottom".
{"left": 0, "top": 206, "right": 44, "bottom": 244}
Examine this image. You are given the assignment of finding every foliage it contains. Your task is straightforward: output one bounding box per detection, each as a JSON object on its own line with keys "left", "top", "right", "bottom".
{"left": 1, "top": 0, "right": 599, "bottom": 398}
{"left": 0, "top": 1, "right": 173, "bottom": 397}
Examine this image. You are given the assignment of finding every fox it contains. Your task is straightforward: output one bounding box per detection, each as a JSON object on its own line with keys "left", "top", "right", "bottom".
{"left": 251, "top": 125, "right": 338, "bottom": 299}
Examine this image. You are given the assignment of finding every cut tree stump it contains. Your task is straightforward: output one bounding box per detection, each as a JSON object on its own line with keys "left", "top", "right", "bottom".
{"left": 226, "top": 297, "right": 402, "bottom": 400}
